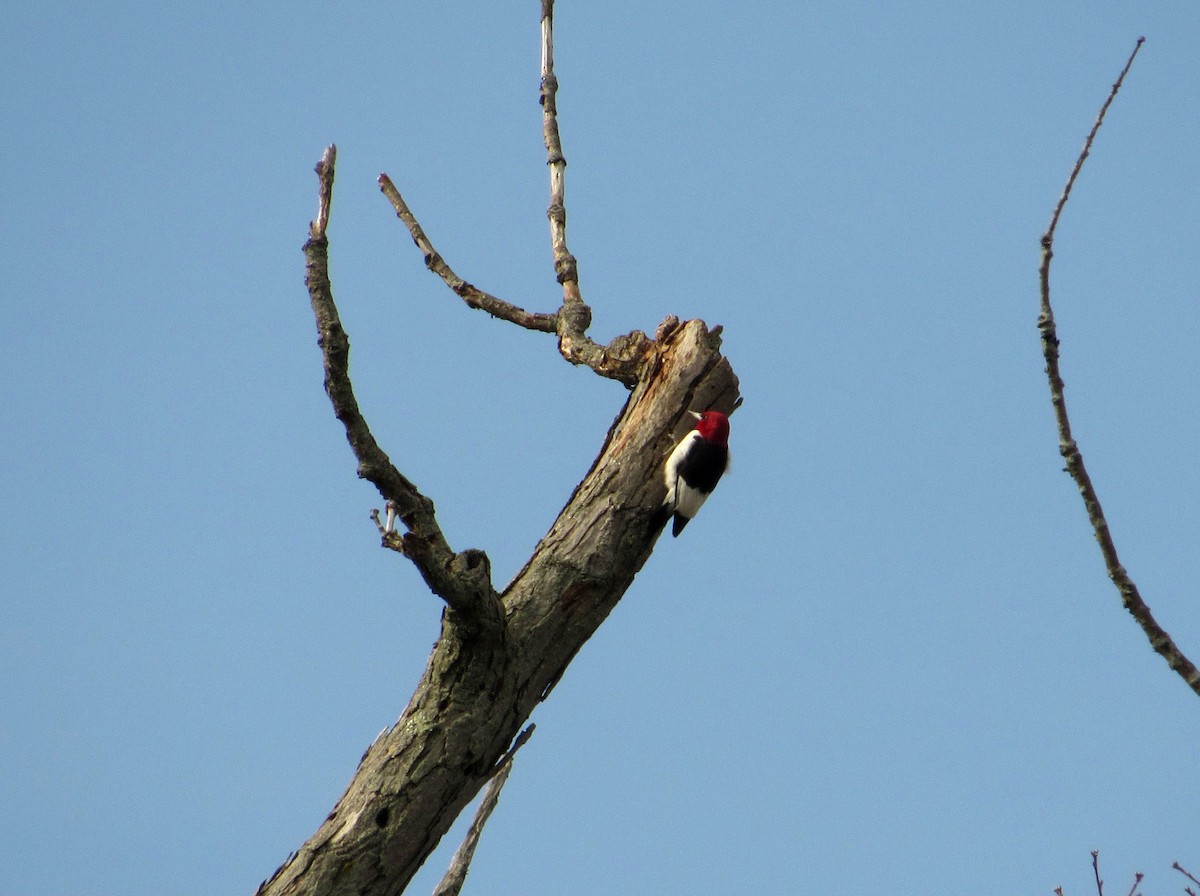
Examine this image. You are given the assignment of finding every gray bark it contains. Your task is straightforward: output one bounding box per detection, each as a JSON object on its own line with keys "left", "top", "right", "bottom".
{"left": 256, "top": 317, "right": 739, "bottom": 895}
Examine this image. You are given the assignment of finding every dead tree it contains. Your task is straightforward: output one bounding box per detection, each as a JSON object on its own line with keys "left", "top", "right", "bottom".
{"left": 256, "top": 4, "right": 741, "bottom": 895}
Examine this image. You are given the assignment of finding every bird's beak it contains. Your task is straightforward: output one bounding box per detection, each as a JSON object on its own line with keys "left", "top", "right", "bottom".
{"left": 688, "top": 410, "right": 703, "bottom": 420}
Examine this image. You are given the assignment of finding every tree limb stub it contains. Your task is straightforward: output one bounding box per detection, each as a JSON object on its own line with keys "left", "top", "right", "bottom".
{"left": 1038, "top": 38, "right": 1200, "bottom": 698}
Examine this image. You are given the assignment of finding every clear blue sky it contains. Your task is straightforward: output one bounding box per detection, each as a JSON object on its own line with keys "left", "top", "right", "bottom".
{"left": 3, "top": 3, "right": 1198, "bottom": 894}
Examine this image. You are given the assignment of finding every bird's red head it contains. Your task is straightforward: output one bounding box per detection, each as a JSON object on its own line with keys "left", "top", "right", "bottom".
{"left": 691, "top": 410, "right": 730, "bottom": 446}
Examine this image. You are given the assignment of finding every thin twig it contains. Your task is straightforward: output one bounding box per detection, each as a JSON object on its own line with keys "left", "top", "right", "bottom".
{"left": 305, "top": 147, "right": 502, "bottom": 631}
{"left": 432, "top": 725, "right": 536, "bottom": 896}
{"left": 1175, "top": 862, "right": 1200, "bottom": 889}
{"left": 1037, "top": 38, "right": 1200, "bottom": 699}
{"left": 1093, "top": 851, "right": 1105, "bottom": 896}
{"left": 1044, "top": 39, "right": 1142, "bottom": 240}
{"left": 377, "top": 174, "right": 558, "bottom": 332}
{"left": 1124, "top": 871, "right": 1143, "bottom": 896}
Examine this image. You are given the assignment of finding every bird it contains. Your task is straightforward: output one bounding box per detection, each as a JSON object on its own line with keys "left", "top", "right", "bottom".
{"left": 661, "top": 409, "right": 731, "bottom": 537}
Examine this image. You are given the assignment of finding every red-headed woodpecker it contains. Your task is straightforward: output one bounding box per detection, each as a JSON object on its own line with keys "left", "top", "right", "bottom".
{"left": 662, "top": 410, "right": 731, "bottom": 537}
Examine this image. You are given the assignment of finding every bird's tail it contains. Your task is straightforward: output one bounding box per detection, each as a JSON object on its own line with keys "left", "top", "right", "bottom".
{"left": 650, "top": 502, "right": 673, "bottom": 536}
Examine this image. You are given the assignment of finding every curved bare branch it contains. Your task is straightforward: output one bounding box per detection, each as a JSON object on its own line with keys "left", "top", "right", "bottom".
{"left": 304, "top": 147, "right": 502, "bottom": 632}
{"left": 1038, "top": 37, "right": 1200, "bottom": 698}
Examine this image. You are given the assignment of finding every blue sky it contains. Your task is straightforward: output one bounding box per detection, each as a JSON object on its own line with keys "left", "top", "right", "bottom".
{"left": 3, "top": 2, "right": 1199, "bottom": 894}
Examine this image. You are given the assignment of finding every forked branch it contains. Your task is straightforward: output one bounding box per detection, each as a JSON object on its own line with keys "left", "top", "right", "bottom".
{"left": 1037, "top": 37, "right": 1200, "bottom": 698}
{"left": 373, "top": 0, "right": 652, "bottom": 386}
{"left": 266, "top": 4, "right": 740, "bottom": 894}
{"left": 537, "top": 0, "right": 651, "bottom": 381}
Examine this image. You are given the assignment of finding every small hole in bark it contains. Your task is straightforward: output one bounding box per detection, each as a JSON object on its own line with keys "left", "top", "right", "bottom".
{"left": 375, "top": 807, "right": 390, "bottom": 827}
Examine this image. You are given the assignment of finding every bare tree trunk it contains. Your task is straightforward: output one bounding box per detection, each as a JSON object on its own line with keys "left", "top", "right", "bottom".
{"left": 259, "top": 319, "right": 736, "bottom": 896}
{"left": 256, "top": 5, "right": 741, "bottom": 893}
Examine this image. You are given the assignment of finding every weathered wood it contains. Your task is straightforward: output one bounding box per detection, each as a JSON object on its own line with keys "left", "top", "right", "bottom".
{"left": 265, "top": 7, "right": 743, "bottom": 890}
{"left": 257, "top": 321, "right": 738, "bottom": 896}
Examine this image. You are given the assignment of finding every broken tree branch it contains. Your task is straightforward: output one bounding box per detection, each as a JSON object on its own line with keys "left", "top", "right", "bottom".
{"left": 304, "top": 146, "right": 503, "bottom": 633}
{"left": 432, "top": 725, "right": 535, "bottom": 896}
{"left": 1037, "top": 37, "right": 1200, "bottom": 698}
